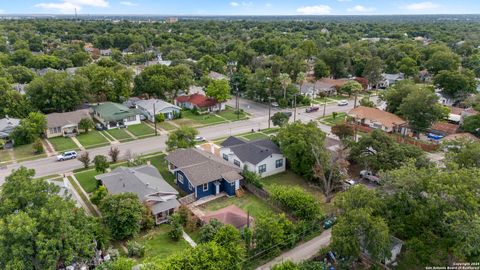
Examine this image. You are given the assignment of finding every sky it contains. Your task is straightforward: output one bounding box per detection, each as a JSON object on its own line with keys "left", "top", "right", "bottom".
{"left": 0, "top": 0, "right": 479, "bottom": 15}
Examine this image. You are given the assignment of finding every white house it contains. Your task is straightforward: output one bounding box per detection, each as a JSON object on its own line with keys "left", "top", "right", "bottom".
{"left": 132, "top": 99, "right": 181, "bottom": 122}
{"left": 379, "top": 73, "right": 404, "bottom": 89}
{"left": 91, "top": 102, "right": 141, "bottom": 129}
{"left": 220, "top": 136, "right": 286, "bottom": 177}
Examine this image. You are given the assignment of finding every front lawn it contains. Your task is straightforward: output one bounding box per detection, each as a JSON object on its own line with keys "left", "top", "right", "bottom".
{"left": 217, "top": 107, "right": 249, "bottom": 121}
{"left": 74, "top": 169, "right": 100, "bottom": 193}
{"left": 127, "top": 123, "right": 155, "bottom": 137}
{"left": 262, "top": 171, "right": 335, "bottom": 214}
{"left": 156, "top": 121, "right": 177, "bottom": 131}
{"left": 199, "top": 192, "right": 276, "bottom": 219}
{"left": 77, "top": 131, "right": 110, "bottom": 149}
{"left": 241, "top": 132, "right": 270, "bottom": 141}
{"left": 49, "top": 137, "right": 78, "bottom": 152}
{"left": 319, "top": 112, "right": 347, "bottom": 126}
{"left": 0, "top": 149, "right": 13, "bottom": 163}
{"left": 13, "top": 144, "right": 47, "bottom": 161}
{"left": 181, "top": 110, "right": 226, "bottom": 126}
{"left": 135, "top": 225, "right": 191, "bottom": 262}
{"left": 106, "top": 128, "right": 133, "bottom": 141}
{"left": 261, "top": 128, "right": 280, "bottom": 135}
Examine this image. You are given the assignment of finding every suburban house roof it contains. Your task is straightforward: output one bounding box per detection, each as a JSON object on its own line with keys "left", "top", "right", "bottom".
{"left": 166, "top": 148, "right": 242, "bottom": 186}
{"left": 221, "top": 136, "right": 282, "bottom": 165}
{"left": 382, "top": 73, "right": 404, "bottom": 82}
{"left": 348, "top": 106, "right": 407, "bottom": 128}
{"left": 95, "top": 165, "right": 179, "bottom": 215}
{"left": 430, "top": 122, "right": 459, "bottom": 135}
{"left": 0, "top": 117, "right": 20, "bottom": 138}
{"left": 135, "top": 99, "right": 180, "bottom": 113}
{"left": 92, "top": 102, "right": 141, "bottom": 122}
{"left": 175, "top": 93, "right": 219, "bottom": 108}
{"left": 201, "top": 205, "right": 254, "bottom": 229}
{"left": 208, "top": 71, "right": 228, "bottom": 80}
{"left": 46, "top": 109, "right": 91, "bottom": 129}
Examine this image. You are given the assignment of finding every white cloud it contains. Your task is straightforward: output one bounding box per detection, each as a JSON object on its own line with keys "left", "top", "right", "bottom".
{"left": 347, "top": 5, "right": 376, "bottom": 12}
{"left": 35, "top": 0, "right": 109, "bottom": 13}
{"left": 120, "top": 1, "right": 137, "bottom": 6}
{"left": 265, "top": 3, "right": 272, "bottom": 7}
{"left": 337, "top": 0, "right": 351, "bottom": 2}
{"left": 230, "top": 1, "right": 253, "bottom": 8}
{"left": 230, "top": 2, "right": 239, "bottom": 7}
{"left": 296, "top": 5, "right": 332, "bottom": 15}
{"left": 403, "top": 1, "right": 439, "bottom": 11}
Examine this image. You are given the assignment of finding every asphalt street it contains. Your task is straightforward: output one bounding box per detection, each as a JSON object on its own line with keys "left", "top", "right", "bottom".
{"left": 0, "top": 96, "right": 375, "bottom": 183}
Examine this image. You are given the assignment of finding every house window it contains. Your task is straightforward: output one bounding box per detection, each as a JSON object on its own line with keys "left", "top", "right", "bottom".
{"left": 126, "top": 116, "right": 136, "bottom": 122}
{"left": 223, "top": 154, "right": 229, "bottom": 161}
{"left": 203, "top": 183, "right": 208, "bottom": 191}
{"left": 275, "top": 159, "right": 283, "bottom": 168}
{"left": 178, "top": 174, "right": 184, "bottom": 184}
{"left": 259, "top": 164, "right": 267, "bottom": 174}
{"left": 188, "top": 182, "right": 193, "bottom": 190}
{"left": 234, "top": 159, "right": 240, "bottom": 167}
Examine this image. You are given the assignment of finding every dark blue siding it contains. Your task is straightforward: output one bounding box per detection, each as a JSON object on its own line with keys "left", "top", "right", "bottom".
{"left": 196, "top": 181, "right": 215, "bottom": 199}
{"left": 223, "top": 180, "right": 236, "bottom": 196}
{"left": 175, "top": 170, "right": 194, "bottom": 195}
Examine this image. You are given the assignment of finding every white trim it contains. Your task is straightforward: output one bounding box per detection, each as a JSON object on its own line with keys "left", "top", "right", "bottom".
{"left": 203, "top": 183, "right": 208, "bottom": 191}
{"left": 178, "top": 174, "right": 184, "bottom": 184}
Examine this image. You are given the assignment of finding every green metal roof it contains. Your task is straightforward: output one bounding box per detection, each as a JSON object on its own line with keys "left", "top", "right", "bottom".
{"left": 93, "top": 102, "right": 141, "bottom": 122}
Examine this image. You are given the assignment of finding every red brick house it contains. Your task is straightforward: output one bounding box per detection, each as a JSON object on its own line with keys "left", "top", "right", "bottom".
{"left": 175, "top": 93, "right": 226, "bottom": 113}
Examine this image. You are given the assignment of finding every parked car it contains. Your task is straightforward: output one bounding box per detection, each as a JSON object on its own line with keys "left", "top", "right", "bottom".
{"left": 337, "top": 100, "right": 349, "bottom": 106}
{"left": 271, "top": 102, "right": 279, "bottom": 107}
{"left": 360, "top": 170, "right": 380, "bottom": 184}
{"left": 95, "top": 123, "right": 106, "bottom": 131}
{"left": 323, "top": 216, "right": 337, "bottom": 229}
{"left": 343, "top": 179, "right": 357, "bottom": 190}
{"left": 57, "top": 151, "right": 78, "bottom": 161}
{"left": 139, "top": 114, "right": 147, "bottom": 121}
{"left": 305, "top": 106, "right": 320, "bottom": 113}
{"left": 282, "top": 111, "right": 293, "bottom": 117}
{"left": 194, "top": 136, "right": 206, "bottom": 142}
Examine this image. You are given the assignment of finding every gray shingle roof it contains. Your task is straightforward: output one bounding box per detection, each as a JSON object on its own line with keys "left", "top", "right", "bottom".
{"left": 95, "top": 165, "right": 179, "bottom": 215}
{"left": 221, "top": 136, "right": 246, "bottom": 147}
{"left": 0, "top": 117, "right": 20, "bottom": 138}
{"left": 46, "top": 109, "right": 91, "bottom": 129}
{"left": 221, "top": 136, "right": 282, "bottom": 165}
{"left": 166, "top": 148, "right": 242, "bottom": 186}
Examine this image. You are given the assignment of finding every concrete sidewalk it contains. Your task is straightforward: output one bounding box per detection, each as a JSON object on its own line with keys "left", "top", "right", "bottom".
{"left": 256, "top": 229, "right": 332, "bottom": 270}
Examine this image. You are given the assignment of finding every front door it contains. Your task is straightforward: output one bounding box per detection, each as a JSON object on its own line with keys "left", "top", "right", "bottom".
{"left": 215, "top": 183, "right": 220, "bottom": 195}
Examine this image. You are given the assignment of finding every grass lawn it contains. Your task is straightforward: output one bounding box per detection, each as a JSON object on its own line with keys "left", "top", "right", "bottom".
{"left": 106, "top": 128, "right": 133, "bottom": 141}
{"left": 217, "top": 107, "right": 249, "bottom": 121}
{"left": 136, "top": 225, "right": 191, "bottom": 262}
{"left": 67, "top": 176, "right": 99, "bottom": 217}
{"left": 148, "top": 154, "right": 186, "bottom": 196}
{"left": 319, "top": 112, "right": 347, "bottom": 126}
{"left": 77, "top": 131, "right": 109, "bottom": 149}
{"left": 262, "top": 171, "right": 336, "bottom": 214}
{"left": 13, "top": 144, "right": 47, "bottom": 161}
{"left": 182, "top": 110, "right": 226, "bottom": 126}
{"left": 241, "top": 132, "right": 270, "bottom": 141}
{"left": 74, "top": 169, "right": 100, "bottom": 193}
{"left": 261, "top": 128, "right": 280, "bottom": 135}
{"left": 127, "top": 123, "right": 155, "bottom": 137}
{"left": 156, "top": 121, "right": 177, "bottom": 131}
{"left": 0, "top": 149, "right": 13, "bottom": 163}
{"left": 48, "top": 137, "right": 78, "bottom": 152}
{"left": 199, "top": 192, "right": 276, "bottom": 219}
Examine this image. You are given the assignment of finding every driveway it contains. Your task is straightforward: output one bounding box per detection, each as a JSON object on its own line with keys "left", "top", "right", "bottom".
{"left": 256, "top": 229, "right": 332, "bottom": 270}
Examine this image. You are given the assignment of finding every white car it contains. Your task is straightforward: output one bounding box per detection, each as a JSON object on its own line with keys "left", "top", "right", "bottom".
{"left": 337, "top": 100, "right": 349, "bottom": 106}
{"left": 271, "top": 102, "right": 279, "bottom": 107}
{"left": 194, "top": 136, "right": 206, "bottom": 142}
{"left": 343, "top": 179, "right": 357, "bottom": 190}
{"left": 57, "top": 151, "right": 77, "bottom": 161}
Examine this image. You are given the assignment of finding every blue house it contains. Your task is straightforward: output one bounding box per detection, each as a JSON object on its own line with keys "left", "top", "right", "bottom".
{"left": 165, "top": 148, "right": 243, "bottom": 200}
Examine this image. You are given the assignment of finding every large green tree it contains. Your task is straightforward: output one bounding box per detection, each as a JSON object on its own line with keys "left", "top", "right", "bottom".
{"left": 426, "top": 51, "right": 460, "bottom": 75}
{"left": 433, "top": 69, "right": 477, "bottom": 99}
{"left": 79, "top": 63, "right": 133, "bottom": 102}
{"left": 206, "top": 79, "right": 230, "bottom": 102}
{"left": 99, "top": 193, "right": 144, "bottom": 240}
{"left": 166, "top": 126, "right": 199, "bottom": 151}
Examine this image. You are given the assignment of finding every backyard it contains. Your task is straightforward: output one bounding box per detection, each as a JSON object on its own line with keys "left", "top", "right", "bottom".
{"left": 199, "top": 192, "right": 276, "bottom": 219}
{"left": 127, "top": 123, "right": 156, "bottom": 138}
{"left": 48, "top": 136, "right": 78, "bottom": 152}
{"left": 134, "top": 225, "right": 191, "bottom": 262}
{"left": 77, "top": 131, "right": 110, "bottom": 149}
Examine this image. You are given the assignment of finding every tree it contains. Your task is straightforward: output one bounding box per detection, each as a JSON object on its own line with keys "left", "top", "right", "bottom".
{"left": 349, "top": 129, "right": 427, "bottom": 172}
{"left": 314, "top": 60, "right": 330, "bottom": 79}
{"left": 199, "top": 219, "right": 224, "bottom": 243}
{"left": 32, "top": 138, "right": 44, "bottom": 154}
{"left": 381, "top": 80, "right": 418, "bottom": 114}
{"left": 26, "top": 72, "right": 88, "bottom": 113}
{"left": 270, "top": 185, "right": 322, "bottom": 220}
{"left": 7, "top": 65, "right": 36, "bottom": 83}
{"left": 155, "top": 113, "right": 165, "bottom": 123}
{"left": 362, "top": 57, "right": 384, "bottom": 88}
{"left": 134, "top": 64, "right": 193, "bottom": 99}
{"left": 99, "top": 257, "right": 136, "bottom": 270}
{"left": 206, "top": 79, "right": 230, "bottom": 103}
{"left": 94, "top": 155, "right": 109, "bottom": 173}
{"left": 0, "top": 167, "right": 102, "bottom": 269}
{"left": 253, "top": 213, "right": 295, "bottom": 255}
{"left": 397, "top": 57, "right": 419, "bottom": 78}
{"left": 275, "top": 122, "right": 327, "bottom": 180}
{"left": 433, "top": 69, "right": 477, "bottom": 99}
{"left": 168, "top": 213, "right": 183, "bottom": 241}
{"left": 426, "top": 51, "right": 460, "bottom": 75}
{"left": 445, "top": 140, "right": 480, "bottom": 168}
{"left": 10, "top": 111, "right": 46, "bottom": 146}
{"left": 461, "top": 115, "right": 480, "bottom": 134}
{"left": 100, "top": 193, "right": 144, "bottom": 240}
{"left": 272, "top": 261, "right": 299, "bottom": 270}
{"left": 278, "top": 73, "right": 292, "bottom": 100}
{"left": 339, "top": 80, "right": 363, "bottom": 100}
{"left": 78, "top": 151, "right": 91, "bottom": 168}
{"left": 166, "top": 126, "right": 198, "bottom": 151}
{"left": 78, "top": 64, "right": 133, "bottom": 102}
{"left": 332, "top": 123, "right": 354, "bottom": 141}
{"left": 78, "top": 118, "right": 94, "bottom": 133}
{"left": 271, "top": 112, "right": 290, "bottom": 127}
{"left": 90, "top": 185, "right": 108, "bottom": 205}
{"left": 109, "top": 147, "right": 121, "bottom": 163}
{"left": 359, "top": 97, "right": 375, "bottom": 107}
{"left": 398, "top": 87, "right": 448, "bottom": 133}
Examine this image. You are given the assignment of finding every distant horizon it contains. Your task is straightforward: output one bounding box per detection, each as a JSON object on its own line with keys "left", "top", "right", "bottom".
{"left": 2, "top": 13, "right": 479, "bottom": 17}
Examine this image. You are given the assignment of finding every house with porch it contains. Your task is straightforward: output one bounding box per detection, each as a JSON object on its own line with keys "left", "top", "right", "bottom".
{"left": 45, "top": 109, "right": 91, "bottom": 138}
{"left": 91, "top": 102, "right": 141, "bottom": 129}
{"left": 95, "top": 165, "right": 180, "bottom": 224}
{"left": 348, "top": 106, "right": 408, "bottom": 133}
{"left": 175, "top": 93, "right": 225, "bottom": 113}
{"left": 133, "top": 99, "right": 181, "bottom": 122}
{"left": 0, "top": 116, "right": 20, "bottom": 142}
{"left": 165, "top": 148, "right": 243, "bottom": 200}
{"left": 220, "top": 136, "right": 286, "bottom": 178}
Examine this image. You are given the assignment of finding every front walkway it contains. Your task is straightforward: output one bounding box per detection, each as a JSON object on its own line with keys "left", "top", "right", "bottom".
{"left": 183, "top": 230, "right": 197, "bottom": 247}
{"left": 256, "top": 229, "right": 332, "bottom": 270}
{"left": 70, "top": 137, "right": 85, "bottom": 151}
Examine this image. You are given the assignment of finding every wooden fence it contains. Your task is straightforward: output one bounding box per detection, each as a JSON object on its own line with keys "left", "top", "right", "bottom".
{"left": 243, "top": 183, "right": 296, "bottom": 221}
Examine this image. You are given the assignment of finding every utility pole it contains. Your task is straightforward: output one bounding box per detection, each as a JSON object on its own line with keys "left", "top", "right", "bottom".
{"left": 236, "top": 84, "right": 240, "bottom": 120}
{"left": 268, "top": 96, "right": 272, "bottom": 129}
{"left": 293, "top": 94, "right": 297, "bottom": 122}
{"left": 153, "top": 102, "right": 157, "bottom": 136}
{"left": 323, "top": 98, "right": 327, "bottom": 117}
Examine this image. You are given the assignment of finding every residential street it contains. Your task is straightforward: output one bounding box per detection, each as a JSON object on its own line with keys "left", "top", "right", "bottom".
{"left": 256, "top": 229, "right": 332, "bottom": 270}
{"left": 0, "top": 96, "right": 374, "bottom": 183}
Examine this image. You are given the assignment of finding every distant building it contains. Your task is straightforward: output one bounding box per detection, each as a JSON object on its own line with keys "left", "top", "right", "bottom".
{"left": 100, "top": 49, "right": 112, "bottom": 56}
{"left": 175, "top": 93, "right": 225, "bottom": 113}
{"left": 208, "top": 71, "right": 228, "bottom": 81}
{"left": 0, "top": 116, "right": 20, "bottom": 140}
{"left": 348, "top": 106, "right": 408, "bottom": 133}
{"left": 133, "top": 98, "right": 181, "bottom": 122}
{"left": 379, "top": 73, "right": 404, "bottom": 89}
{"left": 166, "top": 17, "right": 178, "bottom": 23}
